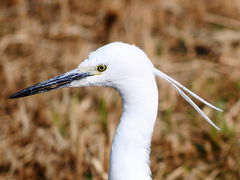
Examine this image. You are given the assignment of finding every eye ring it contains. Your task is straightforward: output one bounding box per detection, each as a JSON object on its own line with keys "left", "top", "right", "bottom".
{"left": 97, "top": 64, "right": 107, "bottom": 72}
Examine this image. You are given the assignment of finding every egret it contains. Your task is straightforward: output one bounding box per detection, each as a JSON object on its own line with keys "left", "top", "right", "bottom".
{"left": 9, "top": 42, "right": 222, "bottom": 180}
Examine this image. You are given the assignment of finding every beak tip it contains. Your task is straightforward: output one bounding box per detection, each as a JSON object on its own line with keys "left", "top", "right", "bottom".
{"left": 8, "top": 93, "right": 18, "bottom": 99}
{"left": 8, "top": 93, "right": 23, "bottom": 99}
{"left": 8, "top": 89, "right": 30, "bottom": 99}
{"left": 8, "top": 95, "right": 15, "bottom": 99}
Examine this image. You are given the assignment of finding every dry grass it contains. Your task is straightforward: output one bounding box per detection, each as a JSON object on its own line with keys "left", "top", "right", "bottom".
{"left": 0, "top": 0, "right": 240, "bottom": 179}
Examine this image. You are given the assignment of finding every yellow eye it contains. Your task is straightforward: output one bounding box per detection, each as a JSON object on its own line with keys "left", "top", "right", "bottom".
{"left": 97, "top": 64, "right": 107, "bottom": 72}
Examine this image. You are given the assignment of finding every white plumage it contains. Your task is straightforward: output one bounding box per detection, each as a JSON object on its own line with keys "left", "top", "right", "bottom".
{"left": 10, "top": 42, "right": 222, "bottom": 180}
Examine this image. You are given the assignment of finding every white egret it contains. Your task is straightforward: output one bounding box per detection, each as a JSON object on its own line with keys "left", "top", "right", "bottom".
{"left": 10, "top": 42, "right": 222, "bottom": 180}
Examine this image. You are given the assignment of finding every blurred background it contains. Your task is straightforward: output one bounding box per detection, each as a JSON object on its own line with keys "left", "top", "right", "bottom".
{"left": 0, "top": 0, "right": 240, "bottom": 179}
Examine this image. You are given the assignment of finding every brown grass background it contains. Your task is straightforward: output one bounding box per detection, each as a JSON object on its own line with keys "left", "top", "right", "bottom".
{"left": 0, "top": 0, "right": 240, "bottom": 179}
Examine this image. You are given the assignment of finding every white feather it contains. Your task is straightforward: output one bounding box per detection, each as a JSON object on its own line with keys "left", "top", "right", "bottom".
{"left": 154, "top": 68, "right": 221, "bottom": 130}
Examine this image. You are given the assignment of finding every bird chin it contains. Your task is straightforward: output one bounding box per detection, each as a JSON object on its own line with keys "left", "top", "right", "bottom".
{"left": 69, "top": 78, "right": 99, "bottom": 87}
{"left": 69, "top": 79, "right": 89, "bottom": 87}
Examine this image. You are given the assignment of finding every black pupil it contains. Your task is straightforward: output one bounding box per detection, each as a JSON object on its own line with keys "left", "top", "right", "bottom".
{"left": 99, "top": 65, "right": 105, "bottom": 71}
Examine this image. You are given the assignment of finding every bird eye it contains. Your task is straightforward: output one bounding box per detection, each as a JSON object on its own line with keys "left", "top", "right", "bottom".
{"left": 97, "top": 64, "right": 107, "bottom": 72}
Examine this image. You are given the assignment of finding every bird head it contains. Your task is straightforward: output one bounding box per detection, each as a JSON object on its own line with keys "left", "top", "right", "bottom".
{"left": 9, "top": 42, "right": 222, "bottom": 130}
{"left": 9, "top": 42, "right": 155, "bottom": 98}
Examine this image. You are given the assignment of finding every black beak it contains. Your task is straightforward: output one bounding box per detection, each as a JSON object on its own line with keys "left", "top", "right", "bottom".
{"left": 9, "top": 69, "right": 90, "bottom": 99}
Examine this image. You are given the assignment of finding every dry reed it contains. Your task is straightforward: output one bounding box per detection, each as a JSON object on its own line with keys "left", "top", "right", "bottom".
{"left": 0, "top": 0, "right": 240, "bottom": 179}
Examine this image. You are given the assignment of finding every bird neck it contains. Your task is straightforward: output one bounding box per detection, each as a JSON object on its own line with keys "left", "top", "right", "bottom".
{"left": 109, "top": 76, "right": 158, "bottom": 180}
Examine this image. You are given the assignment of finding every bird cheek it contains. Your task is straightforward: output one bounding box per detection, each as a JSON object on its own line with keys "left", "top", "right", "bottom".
{"left": 69, "top": 78, "right": 90, "bottom": 87}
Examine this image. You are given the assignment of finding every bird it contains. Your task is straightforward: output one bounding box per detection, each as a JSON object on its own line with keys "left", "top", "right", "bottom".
{"left": 9, "top": 42, "right": 222, "bottom": 180}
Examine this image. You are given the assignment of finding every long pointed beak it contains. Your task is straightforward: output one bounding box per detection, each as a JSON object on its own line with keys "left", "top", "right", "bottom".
{"left": 9, "top": 69, "right": 91, "bottom": 99}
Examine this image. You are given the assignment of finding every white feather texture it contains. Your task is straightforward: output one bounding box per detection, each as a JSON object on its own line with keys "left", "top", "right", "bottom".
{"left": 81, "top": 42, "right": 158, "bottom": 180}
{"left": 75, "top": 42, "right": 221, "bottom": 179}
{"left": 11, "top": 42, "right": 221, "bottom": 180}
